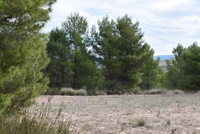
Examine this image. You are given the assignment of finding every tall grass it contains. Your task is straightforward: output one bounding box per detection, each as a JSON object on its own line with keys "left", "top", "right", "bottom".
{"left": 0, "top": 113, "right": 71, "bottom": 134}
{"left": 0, "top": 98, "right": 73, "bottom": 134}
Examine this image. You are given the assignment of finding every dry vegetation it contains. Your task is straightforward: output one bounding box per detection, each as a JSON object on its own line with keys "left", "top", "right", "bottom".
{"left": 32, "top": 94, "right": 200, "bottom": 134}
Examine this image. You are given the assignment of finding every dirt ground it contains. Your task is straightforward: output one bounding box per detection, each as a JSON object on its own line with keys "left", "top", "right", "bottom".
{"left": 34, "top": 94, "right": 200, "bottom": 134}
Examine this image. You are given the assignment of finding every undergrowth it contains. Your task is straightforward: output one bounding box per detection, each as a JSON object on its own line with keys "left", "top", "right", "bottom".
{"left": 0, "top": 98, "right": 77, "bottom": 134}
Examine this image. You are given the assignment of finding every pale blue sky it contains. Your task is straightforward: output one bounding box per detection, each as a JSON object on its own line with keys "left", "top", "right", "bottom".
{"left": 43, "top": 0, "right": 200, "bottom": 55}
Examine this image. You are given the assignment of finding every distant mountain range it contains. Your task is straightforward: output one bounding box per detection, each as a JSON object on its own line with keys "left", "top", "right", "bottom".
{"left": 153, "top": 55, "right": 175, "bottom": 60}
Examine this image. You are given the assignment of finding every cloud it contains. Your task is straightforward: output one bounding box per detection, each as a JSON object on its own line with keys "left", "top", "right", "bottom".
{"left": 43, "top": 0, "right": 200, "bottom": 55}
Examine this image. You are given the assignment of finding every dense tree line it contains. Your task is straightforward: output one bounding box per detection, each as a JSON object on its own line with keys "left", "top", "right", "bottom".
{"left": 46, "top": 13, "right": 163, "bottom": 94}
{"left": 46, "top": 12, "right": 200, "bottom": 94}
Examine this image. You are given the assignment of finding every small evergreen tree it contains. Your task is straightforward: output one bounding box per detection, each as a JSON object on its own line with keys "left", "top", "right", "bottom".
{"left": 164, "top": 44, "right": 185, "bottom": 89}
{"left": 46, "top": 28, "right": 71, "bottom": 88}
{"left": 93, "top": 15, "right": 153, "bottom": 94}
{"left": 182, "top": 42, "right": 200, "bottom": 91}
{"left": 116, "top": 15, "right": 154, "bottom": 93}
{"left": 140, "top": 56, "right": 163, "bottom": 90}
{"left": 0, "top": 0, "right": 56, "bottom": 114}
{"left": 93, "top": 16, "right": 120, "bottom": 94}
{"left": 62, "top": 12, "right": 100, "bottom": 90}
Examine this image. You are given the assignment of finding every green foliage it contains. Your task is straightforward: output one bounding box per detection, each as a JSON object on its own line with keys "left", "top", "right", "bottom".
{"left": 0, "top": 0, "right": 56, "bottom": 114}
{"left": 164, "top": 42, "right": 200, "bottom": 91}
{"left": 181, "top": 42, "right": 200, "bottom": 91}
{"left": 171, "top": 127, "right": 178, "bottom": 134}
{"left": 45, "top": 87, "right": 60, "bottom": 95}
{"left": 46, "top": 13, "right": 103, "bottom": 94}
{"left": 164, "top": 44, "right": 185, "bottom": 89}
{"left": 116, "top": 16, "right": 154, "bottom": 93}
{"left": 46, "top": 28, "right": 70, "bottom": 88}
{"left": 93, "top": 15, "right": 153, "bottom": 94}
{"left": 93, "top": 16, "right": 121, "bottom": 94}
{"left": 167, "top": 119, "right": 171, "bottom": 126}
{"left": 140, "top": 56, "right": 163, "bottom": 90}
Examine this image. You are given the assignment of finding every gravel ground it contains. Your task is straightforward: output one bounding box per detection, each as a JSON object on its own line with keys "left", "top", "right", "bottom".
{"left": 33, "top": 94, "right": 200, "bottom": 134}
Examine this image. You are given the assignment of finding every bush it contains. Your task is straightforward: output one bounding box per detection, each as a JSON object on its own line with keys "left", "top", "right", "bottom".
{"left": 87, "top": 87, "right": 107, "bottom": 96}
{"left": 75, "top": 89, "right": 87, "bottom": 96}
{"left": 142, "top": 89, "right": 167, "bottom": 95}
{"left": 171, "top": 89, "right": 184, "bottom": 94}
{"left": 171, "top": 127, "right": 178, "bottom": 134}
{"left": 136, "top": 118, "right": 146, "bottom": 126}
{"left": 60, "top": 88, "right": 87, "bottom": 96}
{"left": 167, "top": 119, "right": 171, "bottom": 126}
{"left": 45, "top": 87, "right": 61, "bottom": 95}
{"left": 61, "top": 88, "right": 76, "bottom": 96}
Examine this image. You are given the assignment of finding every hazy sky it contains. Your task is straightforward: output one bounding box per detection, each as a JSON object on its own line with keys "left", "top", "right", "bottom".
{"left": 43, "top": 0, "right": 200, "bottom": 55}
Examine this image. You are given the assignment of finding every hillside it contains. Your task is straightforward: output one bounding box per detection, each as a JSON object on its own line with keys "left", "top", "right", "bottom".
{"left": 153, "top": 55, "right": 175, "bottom": 60}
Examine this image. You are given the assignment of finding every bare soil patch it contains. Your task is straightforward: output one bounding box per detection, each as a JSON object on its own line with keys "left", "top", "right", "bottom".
{"left": 33, "top": 94, "right": 200, "bottom": 134}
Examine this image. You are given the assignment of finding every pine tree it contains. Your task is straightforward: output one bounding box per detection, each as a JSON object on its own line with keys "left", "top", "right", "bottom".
{"left": 182, "top": 42, "right": 200, "bottom": 91}
{"left": 116, "top": 15, "right": 154, "bottom": 92}
{"left": 93, "top": 16, "right": 120, "bottom": 94}
{"left": 0, "top": 0, "right": 56, "bottom": 114}
{"left": 62, "top": 12, "right": 99, "bottom": 90}
{"left": 164, "top": 44, "right": 185, "bottom": 89}
{"left": 46, "top": 28, "right": 71, "bottom": 88}
{"left": 140, "top": 56, "right": 163, "bottom": 90}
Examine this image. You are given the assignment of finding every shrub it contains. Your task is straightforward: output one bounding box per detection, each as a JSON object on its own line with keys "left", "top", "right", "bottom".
{"left": 61, "top": 88, "right": 76, "bottom": 96}
{"left": 60, "top": 88, "right": 88, "bottom": 96}
{"left": 143, "top": 89, "right": 167, "bottom": 95}
{"left": 167, "top": 119, "right": 171, "bottom": 126}
{"left": 172, "top": 89, "right": 184, "bottom": 94}
{"left": 45, "top": 87, "right": 60, "bottom": 95}
{"left": 95, "top": 90, "right": 107, "bottom": 95}
{"left": 136, "top": 118, "right": 146, "bottom": 126}
{"left": 75, "top": 89, "right": 87, "bottom": 96}
{"left": 171, "top": 127, "right": 178, "bottom": 134}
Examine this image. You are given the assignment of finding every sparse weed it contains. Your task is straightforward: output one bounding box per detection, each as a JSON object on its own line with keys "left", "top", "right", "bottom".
{"left": 46, "top": 87, "right": 61, "bottom": 95}
{"left": 192, "top": 130, "right": 197, "bottom": 134}
{"left": 157, "top": 109, "right": 161, "bottom": 117}
{"left": 0, "top": 107, "right": 71, "bottom": 134}
{"left": 167, "top": 89, "right": 184, "bottom": 95}
{"left": 167, "top": 119, "right": 171, "bottom": 126}
{"left": 121, "top": 126, "right": 125, "bottom": 131}
{"left": 136, "top": 118, "right": 146, "bottom": 126}
{"left": 82, "top": 123, "right": 91, "bottom": 131}
{"left": 171, "top": 127, "right": 178, "bottom": 134}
